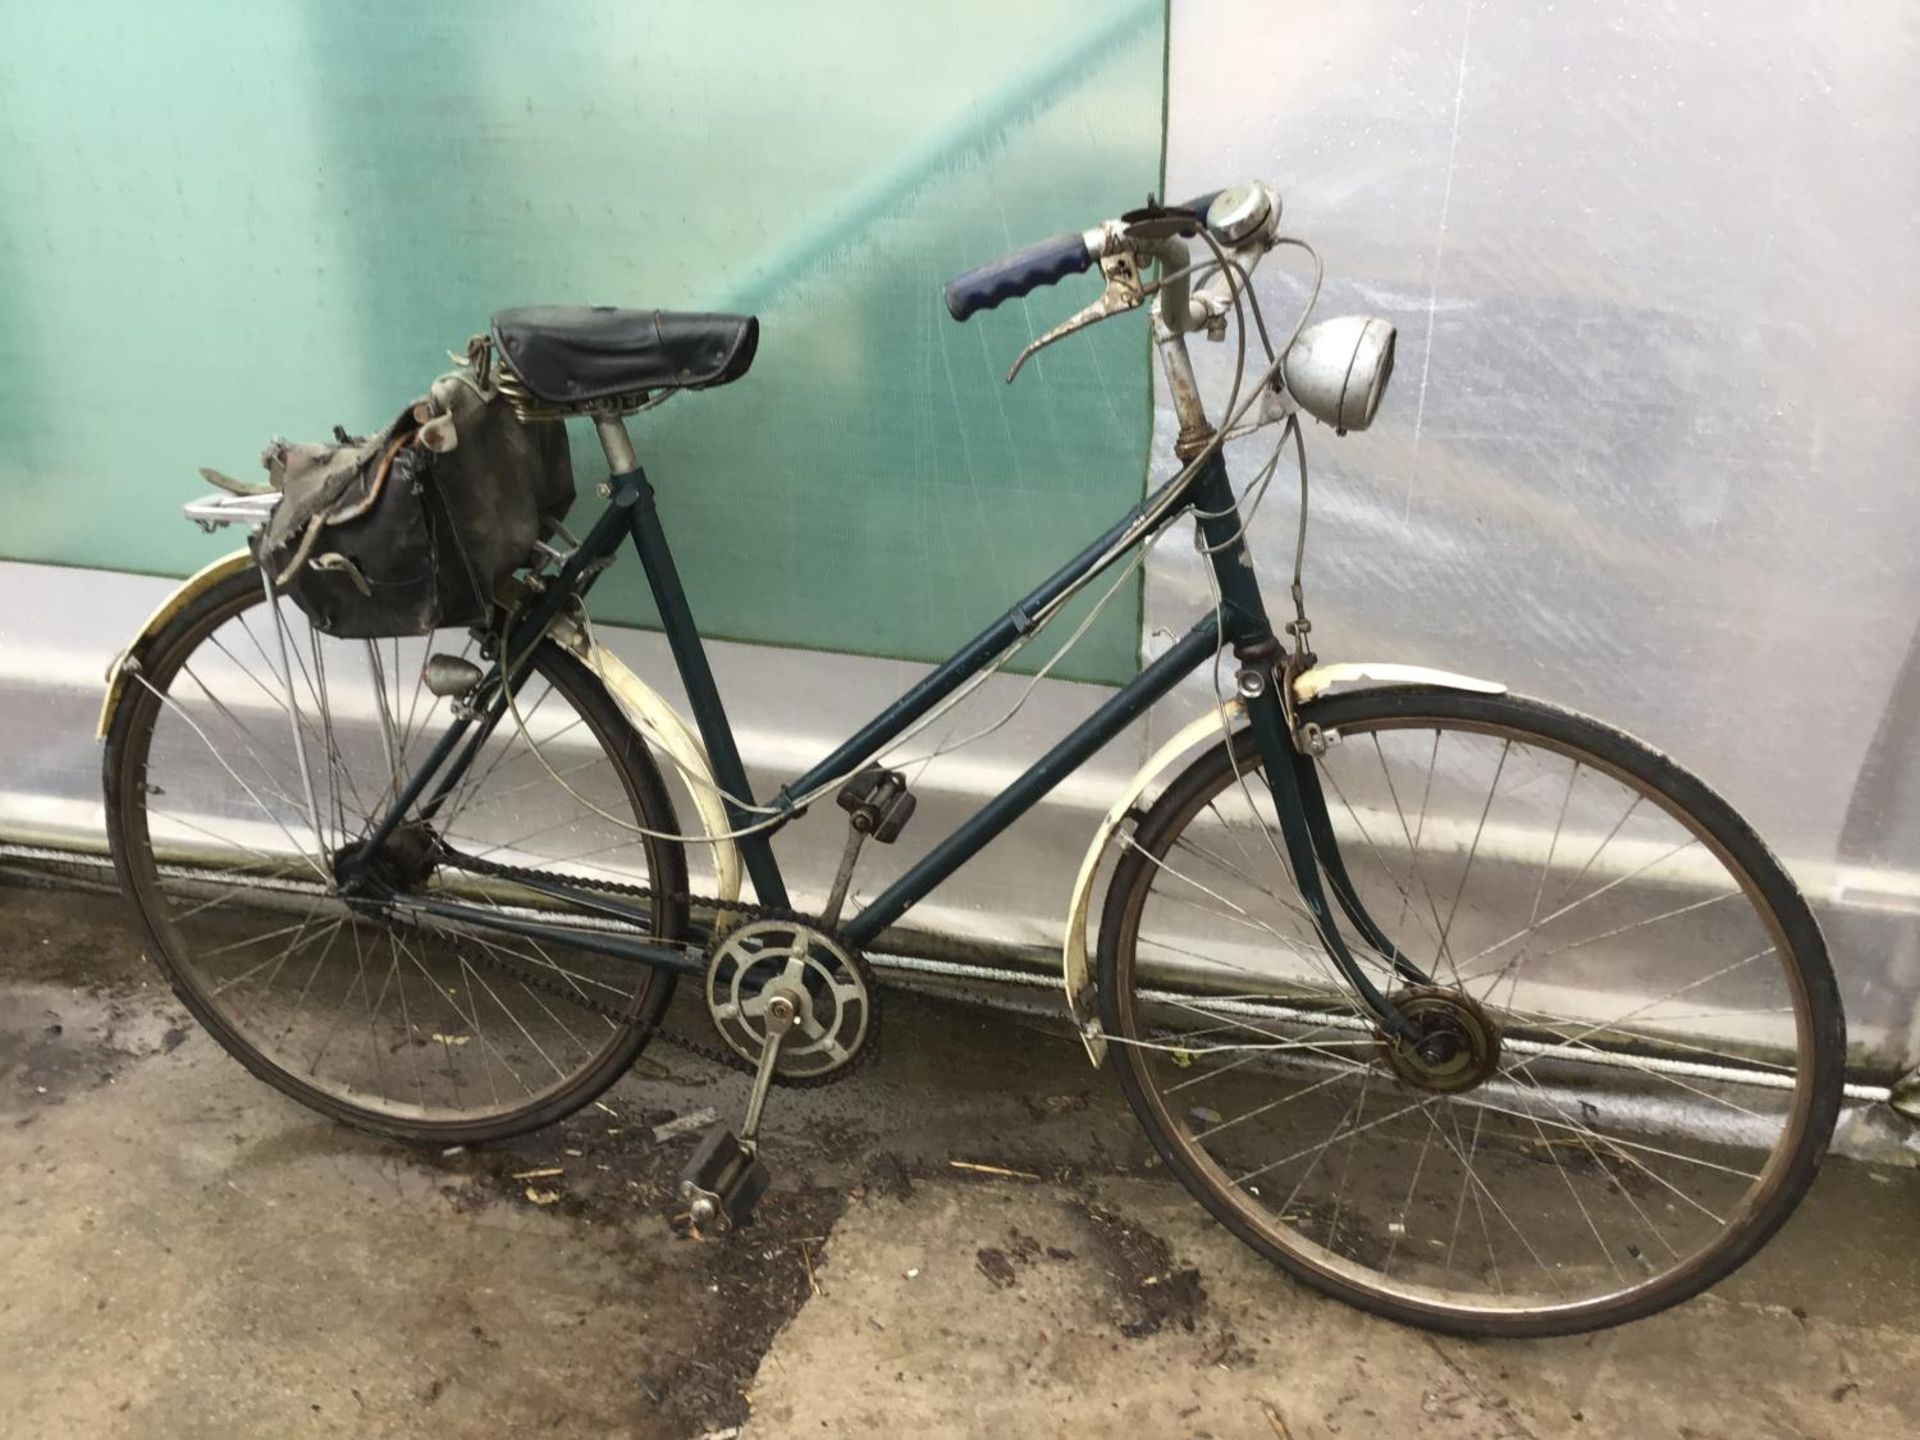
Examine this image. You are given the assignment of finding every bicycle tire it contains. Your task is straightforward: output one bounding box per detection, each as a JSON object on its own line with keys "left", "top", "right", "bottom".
{"left": 1097, "top": 686, "right": 1845, "bottom": 1337}
{"left": 104, "top": 566, "right": 689, "bottom": 1145}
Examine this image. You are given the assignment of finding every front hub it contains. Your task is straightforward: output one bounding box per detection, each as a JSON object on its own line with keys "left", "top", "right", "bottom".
{"left": 1381, "top": 987, "right": 1502, "bottom": 1093}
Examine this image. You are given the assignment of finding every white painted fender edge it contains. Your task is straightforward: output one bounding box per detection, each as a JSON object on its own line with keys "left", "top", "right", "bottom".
{"left": 1062, "top": 700, "right": 1243, "bottom": 1066}
{"left": 97, "top": 548, "right": 258, "bottom": 738}
{"left": 551, "top": 619, "right": 743, "bottom": 909}
{"left": 1290, "top": 661, "right": 1505, "bottom": 703}
{"left": 1059, "top": 662, "right": 1506, "bottom": 1068}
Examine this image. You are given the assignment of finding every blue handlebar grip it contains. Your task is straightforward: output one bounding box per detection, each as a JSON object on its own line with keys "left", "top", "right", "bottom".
{"left": 943, "top": 231, "right": 1093, "bottom": 321}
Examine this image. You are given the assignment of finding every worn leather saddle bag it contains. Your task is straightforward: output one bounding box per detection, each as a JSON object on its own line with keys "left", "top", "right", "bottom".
{"left": 252, "top": 370, "right": 573, "bottom": 638}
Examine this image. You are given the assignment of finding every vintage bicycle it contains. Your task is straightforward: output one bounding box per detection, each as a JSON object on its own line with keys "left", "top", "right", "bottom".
{"left": 98, "top": 182, "right": 1845, "bottom": 1337}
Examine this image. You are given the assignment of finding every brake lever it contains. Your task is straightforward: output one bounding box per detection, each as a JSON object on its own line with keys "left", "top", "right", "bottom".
{"left": 1005, "top": 250, "right": 1145, "bottom": 383}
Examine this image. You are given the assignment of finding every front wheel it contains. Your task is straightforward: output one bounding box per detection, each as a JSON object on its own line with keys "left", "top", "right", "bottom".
{"left": 1097, "top": 687, "right": 1845, "bottom": 1337}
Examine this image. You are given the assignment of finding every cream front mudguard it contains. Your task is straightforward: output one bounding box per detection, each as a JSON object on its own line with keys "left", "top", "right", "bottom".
{"left": 1289, "top": 661, "right": 1504, "bottom": 704}
{"left": 1061, "top": 661, "right": 1505, "bottom": 1067}
{"left": 1062, "top": 701, "right": 1243, "bottom": 1065}
{"left": 548, "top": 618, "right": 744, "bottom": 909}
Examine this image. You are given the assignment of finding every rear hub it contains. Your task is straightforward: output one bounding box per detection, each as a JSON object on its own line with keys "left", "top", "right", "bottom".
{"left": 333, "top": 819, "right": 441, "bottom": 895}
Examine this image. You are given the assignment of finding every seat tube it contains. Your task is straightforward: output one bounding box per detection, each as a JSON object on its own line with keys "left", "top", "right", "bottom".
{"left": 598, "top": 415, "right": 791, "bottom": 909}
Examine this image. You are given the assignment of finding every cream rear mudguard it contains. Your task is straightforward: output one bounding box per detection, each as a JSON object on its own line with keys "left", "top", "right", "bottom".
{"left": 97, "top": 548, "right": 257, "bottom": 738}
{"left": 548, "top": 618, "right": 744, "bottom": 909}
{"left": 94, "top": 558, "right": 743, "bottom": 909}
{"left": 1062, "top": 661, "right": 1505, "bottom": 1067}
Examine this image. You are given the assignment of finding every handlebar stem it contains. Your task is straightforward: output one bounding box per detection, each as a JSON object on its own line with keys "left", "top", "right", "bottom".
{"left": 1128, "top": 234, "right": 1213, "bottom": 453}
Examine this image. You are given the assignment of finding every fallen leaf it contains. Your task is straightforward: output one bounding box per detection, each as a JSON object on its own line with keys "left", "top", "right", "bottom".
{"left": 652, "top": 1107, "right": 719, "bottom": 1143}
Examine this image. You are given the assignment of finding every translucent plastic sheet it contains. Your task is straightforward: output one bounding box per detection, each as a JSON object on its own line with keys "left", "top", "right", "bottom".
{"left": 0, "top": 0, "right": 1162, "bottom": 682}
{"left": 1147, "top": 0, "right": 1920, "bottom": 1066}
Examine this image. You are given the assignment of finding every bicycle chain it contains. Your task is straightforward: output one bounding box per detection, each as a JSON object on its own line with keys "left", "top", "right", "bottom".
{"left": 421, "top": 849, "right": 875, "bottom": 1080}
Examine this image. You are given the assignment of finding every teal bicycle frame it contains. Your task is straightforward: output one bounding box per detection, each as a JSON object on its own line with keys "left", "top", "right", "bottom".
{"left": 338, "top": 418, "right": 1418, "bottom": 1034}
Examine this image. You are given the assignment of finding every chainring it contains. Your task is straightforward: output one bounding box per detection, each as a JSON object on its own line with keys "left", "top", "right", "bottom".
{"left": 704, "top": 914, "right": 877, "bottom": 1086}
{"left": 418, "top": 849, "right": 877, "bottom": 1079}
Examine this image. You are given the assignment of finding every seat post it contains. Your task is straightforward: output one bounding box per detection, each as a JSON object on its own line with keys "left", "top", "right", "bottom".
{"left": 593, "top": 412, "right": 638, "bottom": 475}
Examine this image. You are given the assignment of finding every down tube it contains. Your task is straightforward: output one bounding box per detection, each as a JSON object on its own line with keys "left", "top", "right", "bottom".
{"left": 841, "top": 615, "right": 1221, "bottom": 948}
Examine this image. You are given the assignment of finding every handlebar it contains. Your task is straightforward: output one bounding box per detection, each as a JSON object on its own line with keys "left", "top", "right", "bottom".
{"left": 941, "top": 188, "right": 1254, "bottom": 324}
{"left": 942, "top": 231, "right": 1093, "bottom": 321}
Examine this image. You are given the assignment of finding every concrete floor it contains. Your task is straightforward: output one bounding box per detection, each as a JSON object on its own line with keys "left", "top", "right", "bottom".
{"left": 4, "top": 877, "right": 1918, "bottom": 1439}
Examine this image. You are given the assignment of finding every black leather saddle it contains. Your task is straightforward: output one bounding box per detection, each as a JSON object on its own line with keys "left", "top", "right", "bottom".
{"left": 491, "top": 306, "right": 759, "bottom": 408}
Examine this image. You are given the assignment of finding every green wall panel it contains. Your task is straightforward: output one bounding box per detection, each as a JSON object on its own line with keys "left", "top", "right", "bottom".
{"left": 0, "top": 1, "right": 1164, "bottom": 683}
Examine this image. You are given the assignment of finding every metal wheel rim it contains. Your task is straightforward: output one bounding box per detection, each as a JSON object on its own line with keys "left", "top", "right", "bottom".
{"left": 111, "top": 577, "right": 673, "bottom": 1132}
{"left": 1111, "top": 706, "right": 1825, "bottom": 1327}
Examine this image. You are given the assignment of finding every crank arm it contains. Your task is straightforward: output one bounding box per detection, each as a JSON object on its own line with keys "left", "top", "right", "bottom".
{"left": 679, "top": 988, "right": 798, "bottom": 1231}
{"left": 737, "top": 989, "right": 799, "bottom": 1150}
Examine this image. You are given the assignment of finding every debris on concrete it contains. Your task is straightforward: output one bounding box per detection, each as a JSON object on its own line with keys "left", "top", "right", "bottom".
{"left": 652, "top": 1106, "right": 719, "bottom": 1143}
{"left": 976, "top": 1247, "right": 1019, "bottom": 1289}
{"left": 949, "top": 1158, "right": 1040, "bottom": 1181}
{"left": 4, "top": 880, "right": 1919, "bottom": 1440}
{"left": 1027, "top": 1092, "right": 1087, "bottom": 1117}
{"left": 1072, "top": 1198, "right": 1207, "bottom": 1338}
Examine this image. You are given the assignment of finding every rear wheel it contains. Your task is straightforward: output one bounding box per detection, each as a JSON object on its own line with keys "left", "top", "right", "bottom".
{"left": 104, "top": 567, "right": 689, "bottom": 1144}
{"left": 1098, "top": 687, "right": 1844, "bottom": 1337}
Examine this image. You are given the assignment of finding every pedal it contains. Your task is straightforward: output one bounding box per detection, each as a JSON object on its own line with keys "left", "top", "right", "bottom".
{"left": 681, "top": 981, "right": 800, "bottom": 1231}
{"left": 835, "top": 766, "right": 915, "bottom": 843}
{"left": 821, "top": 768, "right": 916, "bottom": 930}
{"left": 679, "top": 1123, "right": 771, "bottom": 1231}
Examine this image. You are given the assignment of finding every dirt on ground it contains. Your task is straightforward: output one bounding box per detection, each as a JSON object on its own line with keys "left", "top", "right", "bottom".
{"left": 5, "top": 873, "right": 1920, "bottom": 1439}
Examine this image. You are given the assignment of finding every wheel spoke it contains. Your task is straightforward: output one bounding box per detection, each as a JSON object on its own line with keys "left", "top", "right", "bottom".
{"left": 113, "top": 578, "right": 675, "bottom": 1139}
{"left": 1109, "top": 708, "right": 1829, "bottom": 1327}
